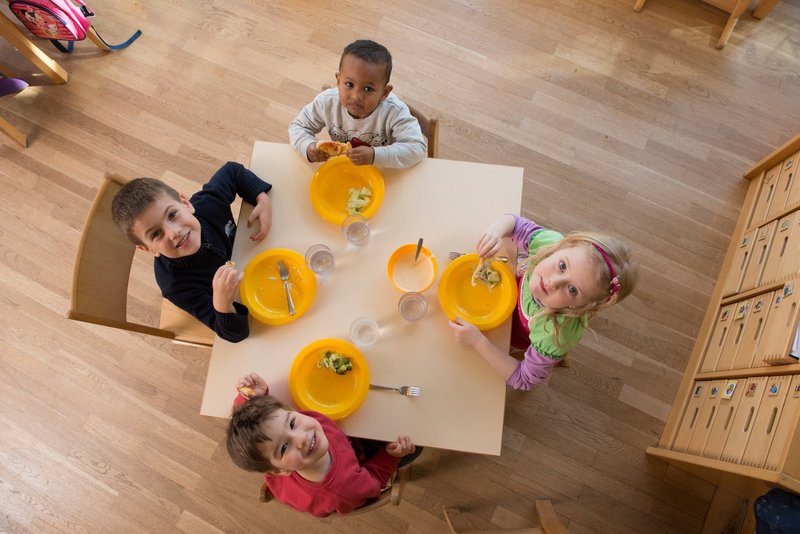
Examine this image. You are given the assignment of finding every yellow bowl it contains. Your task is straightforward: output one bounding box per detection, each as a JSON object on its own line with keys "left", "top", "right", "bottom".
{"left": 289, "top": 338, "right": 370, "bottom": 420}
{"left": 310, "top": 156, "right": 385, "bottom": 224}
{"left": 387, "top": 244, "right": 438, "bottom": 293}
{"left": 438, "top": 253, "right": 518, "bottom": 331}
{"left": 240, "top": 249, "right": 317, "bottom": 325}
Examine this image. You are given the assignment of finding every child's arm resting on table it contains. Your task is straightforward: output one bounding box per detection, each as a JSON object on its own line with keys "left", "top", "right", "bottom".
{"left": 203, "top": 162, "right": 273, "bottom": 240}
{"left": 449, "top": 317, "right": 558, "bottom": 390}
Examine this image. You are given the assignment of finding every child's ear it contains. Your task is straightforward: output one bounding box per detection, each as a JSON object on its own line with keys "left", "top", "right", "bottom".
{"left": 381, "top": 84, "right": 393, "bottom": 101}
{"left": 335, "top": 72, "right": 340, "bottom": 85}
{"left": 179, "top": 194, "right": 195, "bottom": 214}
{"left": 136, "top": 244, "right": 159, "bottom": 257}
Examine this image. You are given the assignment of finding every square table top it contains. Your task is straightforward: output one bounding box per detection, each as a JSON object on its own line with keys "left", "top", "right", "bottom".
{"left": 201, "top": 141, "right": 523, "bottom": 455}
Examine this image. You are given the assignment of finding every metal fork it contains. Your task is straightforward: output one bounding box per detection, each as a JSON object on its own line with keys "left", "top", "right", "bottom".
{"left": 276, "top": 260, "right": 296, "bottom": 316}
{"left": 369, "top": 384, "right": 421, "bottom": 397}
{"left": 448, "top": 251, "right": 508, "bottom": 262}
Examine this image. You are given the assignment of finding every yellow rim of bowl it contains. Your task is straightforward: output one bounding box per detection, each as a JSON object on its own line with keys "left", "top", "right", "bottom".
{"left": 386, "top": 243, "right": 438, "bottom": 292}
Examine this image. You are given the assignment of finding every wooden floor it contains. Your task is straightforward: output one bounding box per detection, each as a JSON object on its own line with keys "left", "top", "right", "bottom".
{"left": 2, "top": 0, "right": 800, "bottom": 532}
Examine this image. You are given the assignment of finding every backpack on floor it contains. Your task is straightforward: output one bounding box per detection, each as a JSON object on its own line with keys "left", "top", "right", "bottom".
{"left": 8, "top": 0, "right": 141, "bottom": 53}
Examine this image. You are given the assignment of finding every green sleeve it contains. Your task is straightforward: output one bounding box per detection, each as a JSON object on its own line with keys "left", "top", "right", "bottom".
{"left": 529, "top": 314, "right": 588, "bottom": 358}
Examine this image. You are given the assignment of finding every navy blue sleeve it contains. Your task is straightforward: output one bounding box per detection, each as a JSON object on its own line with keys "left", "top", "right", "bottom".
{"left": 201, "top": 161, "right": 272, "bottom": 206}
{"left": 162, "top": 279, "right": 250, "bottom": 343}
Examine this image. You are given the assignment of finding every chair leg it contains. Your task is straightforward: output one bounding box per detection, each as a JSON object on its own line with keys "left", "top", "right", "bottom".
{"left": 633, "top": 0, "right": 646, "bottom": 12}
{"left": 0, "top": 115, "right": 27, "bottom": 147}
{"left": 87, "top": 27, "right": 112, "bottom": 51}
{"left": 716, "top": 0, "right": 751, "bottom": 49}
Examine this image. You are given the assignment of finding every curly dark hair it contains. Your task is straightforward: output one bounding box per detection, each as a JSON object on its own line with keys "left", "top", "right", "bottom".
{"left": 340, "top": 39, "right": 392, "bottom": 84}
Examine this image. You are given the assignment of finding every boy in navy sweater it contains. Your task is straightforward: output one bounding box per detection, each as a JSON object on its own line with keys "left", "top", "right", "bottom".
{"left": 111, "top": 162, "right": 272, "bottom": 342}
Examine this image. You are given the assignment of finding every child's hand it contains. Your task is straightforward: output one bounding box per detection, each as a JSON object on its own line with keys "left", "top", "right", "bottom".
{"left": 306, "top": 144, "right": 329, "bottom": 163}
{"left": 476, "top": 230, "right": 504, "bottom": 258}
{"left": 248, "top": 192, "right": 272, "bottom": 241}
{"left": 449, "top": 317, "right": 485, "bottom": 347}
{"left": 386, "top": 435, "right": 416, "bottom": 458}
{"left": 236, "top": 372, "right": 269, "bottom": 398}
{"left": 212, "top": 263, "right": 244, "bottom": 313}
{"left": 347, "top": 146, "right": 375, "bottom": 165}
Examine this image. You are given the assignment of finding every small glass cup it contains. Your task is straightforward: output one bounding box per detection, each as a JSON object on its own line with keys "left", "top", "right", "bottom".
{"left": 350, "top": 317, "right": 380, "bottom": 347}
{"left": 342, "top": 214, "right": 370, "bottom": 246}
{"left": 305, "top": 244, "right": 335, "bottom": 275}
{"left": 398, "top": 292, "right": 428, "bottom": 322}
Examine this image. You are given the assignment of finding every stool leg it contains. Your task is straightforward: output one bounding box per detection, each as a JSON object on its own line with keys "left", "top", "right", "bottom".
{"left": 633, "top": 0, "right": 647, "bottom": 12}
{"left": 752, "top": 0, "right": 778, "bottom": 19}
{"left": 716, "top": 0, "right": 751, "bottom": 49}
{"left": 0, "top": 116, "right": 27, "bottom": 147}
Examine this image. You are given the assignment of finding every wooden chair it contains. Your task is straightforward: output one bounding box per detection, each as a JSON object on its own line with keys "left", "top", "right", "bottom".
{"left": 68, "top": 173, "right": 215, "bottom": 347}
{"left": 259, "top": 466, "right": 409, "bottom": 516}
{"left": 633, "top": 0, "right": 780, "bottom": 49}
{"left": 321, "top": 84, "right": 439, "bottom": 158}
{"left": 443, "top": 500, "right": 570, "bottom": 534}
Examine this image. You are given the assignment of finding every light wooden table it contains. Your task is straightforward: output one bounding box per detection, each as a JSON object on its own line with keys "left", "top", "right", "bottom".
{"left": 201, "top": 142, "right": 524, "bottom": 455}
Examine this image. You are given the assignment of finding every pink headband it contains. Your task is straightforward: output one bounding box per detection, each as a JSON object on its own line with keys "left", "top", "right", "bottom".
{"left": 592, "top": 243, "right": 620, "bottom": 301}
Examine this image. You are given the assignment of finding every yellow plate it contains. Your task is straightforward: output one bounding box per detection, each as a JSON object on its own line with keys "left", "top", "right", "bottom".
{"left": 240, "top": 249, "right": 317, "bottom": 325}
{"left": 438, "top": 253, "right": 518, "bottom": 331}
{"left": 289, "top": 338, "right": 370, "bottom": 420}
{"left": 309, "top": 156, "right": 385, "bottom": 224}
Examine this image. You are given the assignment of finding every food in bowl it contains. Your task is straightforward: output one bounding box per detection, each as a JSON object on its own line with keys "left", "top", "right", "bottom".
{"left": 388, "top": 244, "right": 438, "bottom": 293}
{"left": 347, "top": 187, "right": 372, "bottom": 215}
{"left": 317, "top": 350, "right": 353, "bottom": 375}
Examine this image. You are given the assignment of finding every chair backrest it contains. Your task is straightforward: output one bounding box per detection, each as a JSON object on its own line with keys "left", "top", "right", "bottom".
{"left": 259, "top": 466, "right": 408, "bottom": 516}
{"left": 68, "top": 173, "right": 213, "bottom": 347}
{"left": 443, "top": 499, "right": 569, "bottom": 534}
{"left": 406, "top": 102, "right": 439, "bottom": 159}
{"left": 320, "top": 84, "right": 439, "bottom": 158}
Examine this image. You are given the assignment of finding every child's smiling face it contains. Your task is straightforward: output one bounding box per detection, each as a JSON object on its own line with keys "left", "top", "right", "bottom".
{"left": 257, "top": 409, "right": 330, "bottom": 474}
{"left": 335, "top": 54, "right": 392, "bottom": 119}
{"left": 528, "top": 245, "right": 604, "bottom": 309}
{"left": 130, "top": 192, "right": 202, "bottom": 258}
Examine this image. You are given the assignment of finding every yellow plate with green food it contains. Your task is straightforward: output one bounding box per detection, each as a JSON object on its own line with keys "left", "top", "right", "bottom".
{"left": 289, "top": 338, "right": 370, "bottom": 420}
{"left": 438, "top": 253, "right": 518, "bottom": 331}
{"left": 309, "top": 156, "right": 385, "bottom": 224}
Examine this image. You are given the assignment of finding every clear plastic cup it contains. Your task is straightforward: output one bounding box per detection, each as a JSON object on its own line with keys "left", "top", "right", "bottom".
{"left": 350, "top": 317, "right": 380, "bottom": 347}
{"left": 305, "top": 244, "right": 335, "bottom": 275}
{"left": 342, "top": 214, "right": 370, "bottom": 246}
{"left": 398, "top": 292, "right": 428, "bottom": 321}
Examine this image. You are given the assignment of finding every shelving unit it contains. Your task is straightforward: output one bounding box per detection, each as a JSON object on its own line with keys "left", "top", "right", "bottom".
{"left": 647, "top": 134, "right": 800, "bottom": 496}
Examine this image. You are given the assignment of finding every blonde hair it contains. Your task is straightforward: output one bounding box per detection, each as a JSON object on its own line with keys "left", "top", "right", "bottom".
{"left": 526, "top": 231, "right": 637, "bottom": 346}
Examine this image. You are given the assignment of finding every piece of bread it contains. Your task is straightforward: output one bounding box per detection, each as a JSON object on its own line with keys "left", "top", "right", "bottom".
{"left": 316, "top": 140, "right": 352, "bottom": 157}
{"left": 237, "top": 385, "right": 256, "bottom": 398}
